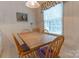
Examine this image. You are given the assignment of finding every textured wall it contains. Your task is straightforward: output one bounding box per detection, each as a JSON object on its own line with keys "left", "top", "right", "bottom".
{"left": 0, "top": 1, "right": 37, "bottom": 33}
{"left": 64, "top": 1, "right": 79, "bottom": 49}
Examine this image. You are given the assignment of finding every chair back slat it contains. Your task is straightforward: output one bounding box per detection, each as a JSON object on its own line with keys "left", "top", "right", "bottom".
{"left": 44, "top": 36, "right": 64, "bottom": 58}
{"left": 13, "top": 34, "right": 21, "bottom": 51}
{"left": 50, "top": 36, "right": 64, "bottom": 57}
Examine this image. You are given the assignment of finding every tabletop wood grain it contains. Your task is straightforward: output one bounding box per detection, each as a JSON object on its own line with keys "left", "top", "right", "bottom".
{"left": 15, "top": 32, "right": 57, "bottom": 50}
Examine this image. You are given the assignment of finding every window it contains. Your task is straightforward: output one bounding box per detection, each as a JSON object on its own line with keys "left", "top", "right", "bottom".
{"left": 43, "top": 3, "right": 63, "bottom": 35}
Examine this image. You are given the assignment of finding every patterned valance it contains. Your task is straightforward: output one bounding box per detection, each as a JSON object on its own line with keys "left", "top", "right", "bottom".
{"left": 41, "top": 1, "right": 63, "bottom": 10}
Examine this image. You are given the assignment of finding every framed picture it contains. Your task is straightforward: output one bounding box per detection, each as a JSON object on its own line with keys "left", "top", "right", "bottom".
{"left": 16, "top": 12, "right": 28, "bottom": 22}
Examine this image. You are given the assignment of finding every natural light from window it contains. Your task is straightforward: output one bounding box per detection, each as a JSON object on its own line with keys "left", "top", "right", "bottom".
{"left": 43, "top": 3, "right": 63, "bottom": 35}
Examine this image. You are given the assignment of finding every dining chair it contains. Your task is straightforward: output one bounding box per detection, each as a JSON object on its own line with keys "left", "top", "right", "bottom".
{"left": 13, "top": 34, "right": 30, "bottom": 57}
{"left": 33, "top": 28, "right": 48, "bottom": 33}
{"left": 13, "top": 34, "right": 40, "bottom": 58}
{"left": 33, "top": 28, "right": 41, "bottom": 32}
{"left": 37, "top": 36, "right": 64, "bottom": 58}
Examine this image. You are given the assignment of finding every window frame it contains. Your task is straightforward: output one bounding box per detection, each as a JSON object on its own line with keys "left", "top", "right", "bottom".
{"left": 42, "top": 3, "right": 64, "bottom": 36}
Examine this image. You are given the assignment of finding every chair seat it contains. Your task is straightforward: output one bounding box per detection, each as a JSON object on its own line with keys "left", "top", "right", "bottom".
{"left": 37, "top": 46, "right": 53, "bottom": 58}
{"left": 20, "top": 44, "right": 30, "bottom": 52}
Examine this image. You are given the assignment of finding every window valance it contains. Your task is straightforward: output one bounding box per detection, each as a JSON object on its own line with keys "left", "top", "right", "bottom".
{"left": 41, "top": 1, "right": 63, "bottom": 10}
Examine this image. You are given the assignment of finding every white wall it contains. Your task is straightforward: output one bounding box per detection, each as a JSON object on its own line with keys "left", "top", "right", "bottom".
{"left": 0, "top": 1, "right": 37, "bottom": 33}
{"left": 64, "top": 1, "right": 79, "bottom": 48}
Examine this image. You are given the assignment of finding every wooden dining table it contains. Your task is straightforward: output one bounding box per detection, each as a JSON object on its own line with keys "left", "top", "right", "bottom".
{"left": 14, "top": 32, "right": 57, "bottom": 50}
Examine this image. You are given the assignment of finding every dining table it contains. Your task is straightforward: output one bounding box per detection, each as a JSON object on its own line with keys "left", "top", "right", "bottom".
{"left": 14, "top": 31, "right": 57, "bottom": 50}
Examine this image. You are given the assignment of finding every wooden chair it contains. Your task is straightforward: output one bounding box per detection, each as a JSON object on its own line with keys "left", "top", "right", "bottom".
{"left": 33, "top": 28, "right": 48, "bottom": 33}
{"left": 33, "top": 28, "right": 41, "bottom": 32}
{"left": 13, "top": 34, "right": 40, "bottom": 58}
{"left": 38, "top": 36, "right": 64, "bottom": 58}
